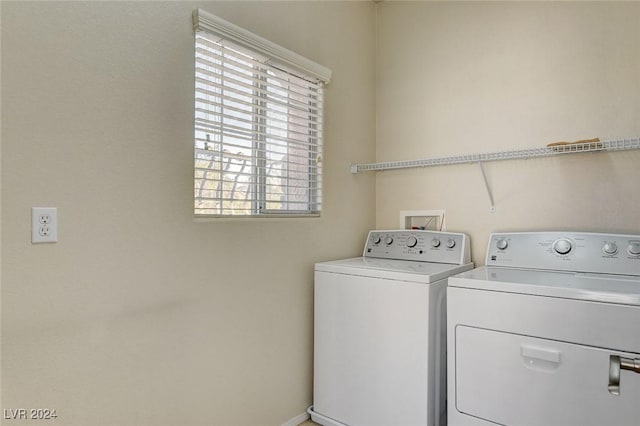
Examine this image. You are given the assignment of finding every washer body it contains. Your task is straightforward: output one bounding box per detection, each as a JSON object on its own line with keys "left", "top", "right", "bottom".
{"left": 447, "top": 232, "right": 640, "bottom": 426}
{"left": 310, "top": 230, "right": 473, "bottom": 426}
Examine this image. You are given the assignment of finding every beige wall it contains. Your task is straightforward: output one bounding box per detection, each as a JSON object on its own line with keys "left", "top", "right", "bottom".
{"left": 1, "top": 2, "right": 375, "bottom": 425}
{"left": 375, "top": 1, "right": 640, "bottom": 265}
{"left": 4, "top": 1, "right": 640, "bottom": 424}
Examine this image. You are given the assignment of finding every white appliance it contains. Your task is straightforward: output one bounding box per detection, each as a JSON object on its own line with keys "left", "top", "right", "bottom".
{"left": 309, "top": 230, "right": 473, "bottom": 426}
{"left": 447, "top": 232, "right": 640, "bottom": 426}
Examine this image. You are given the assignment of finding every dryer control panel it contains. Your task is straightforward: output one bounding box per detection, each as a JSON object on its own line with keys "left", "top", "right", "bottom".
{"left": 487, "top": 232, "right": 640, "bottom": 276}
{"left": 364, "top": 230, "right": 471, "bottom": 265}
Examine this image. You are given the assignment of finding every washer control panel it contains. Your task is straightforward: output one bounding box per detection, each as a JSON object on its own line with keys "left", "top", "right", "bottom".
{"left": 364, "top": 230, "right": 471, "bottom": 265}
{"left": 486, "top": 232, "right": 640, "bottom": 276}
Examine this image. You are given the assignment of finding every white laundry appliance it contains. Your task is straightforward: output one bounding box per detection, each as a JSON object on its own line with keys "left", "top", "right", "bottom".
{"left": 447, "top": 232, "right": 640, "bottom": 426}
{"left": 309, "top": 230, "right": 473, "bottom": 426}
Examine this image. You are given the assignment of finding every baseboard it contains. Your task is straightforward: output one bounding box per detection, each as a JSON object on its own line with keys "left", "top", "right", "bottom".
{"left": 280, "top": 409, "right": 310, "bottom": 426}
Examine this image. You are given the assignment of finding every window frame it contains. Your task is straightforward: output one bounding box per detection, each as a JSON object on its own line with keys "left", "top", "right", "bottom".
{"left": 192, "top": 9, "right": 331, "bottom": 219}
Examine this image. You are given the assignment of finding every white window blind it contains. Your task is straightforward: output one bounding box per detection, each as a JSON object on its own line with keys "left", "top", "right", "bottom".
{"left": 193, "top": 10, "right": 331, "bottom": 217}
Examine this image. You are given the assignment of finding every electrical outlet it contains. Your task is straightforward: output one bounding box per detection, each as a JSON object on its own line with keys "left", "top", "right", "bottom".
{"left": 32, "top": 207, "right": 58, "bottom": 243}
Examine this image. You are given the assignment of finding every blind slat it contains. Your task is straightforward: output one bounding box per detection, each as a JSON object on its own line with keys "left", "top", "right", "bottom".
{"left": 195, "top": 40, "right": 324, "bottom": 90}
{"left": 195, "top": 170, "right": 322, "bottom": 186}
{"left": 195, "top": 134, "right": 322, "bottom": 155}
{"left": 195, "top": 67, "right": 322, "bottom": 113}
{"left": 195, "top": 118, "right": 322, "bottom": 146}
{"left": 195, "top": 59, "right": 321, "bottom": 101}
{"left": 195, "top": 81, "right": 322, "bottom": 120}
{"left": 196, "top": 154, "right": 321, "bottom": 170}
{"left": 195, "top": 191, "right": 322, "bottom": 200}
{"left": 194, "top": 101, "right": 322, "bottom": 140}
{"left": 194, "top": 92, "right": 322, "bottom": 123}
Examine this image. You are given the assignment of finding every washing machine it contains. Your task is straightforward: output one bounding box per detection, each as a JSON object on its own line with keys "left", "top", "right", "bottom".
{"left": 447, "top": 232, "right": 640, "bottom": 426}
{"left": 308, "top": 229, "right": 473, "bottom": 426}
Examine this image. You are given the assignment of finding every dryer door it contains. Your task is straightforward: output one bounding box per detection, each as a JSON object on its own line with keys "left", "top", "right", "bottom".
{"left": 454, "top": 326, "right": 640, "bottom": 426}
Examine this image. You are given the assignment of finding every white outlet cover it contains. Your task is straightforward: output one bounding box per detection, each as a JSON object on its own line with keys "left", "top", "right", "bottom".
{"left": 32, "top": 207, "right": 58, "bottom": 243}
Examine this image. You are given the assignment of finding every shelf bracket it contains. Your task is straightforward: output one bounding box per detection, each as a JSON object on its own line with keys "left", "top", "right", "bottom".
{"left": 479, "top": 162, "right": 496, "bottom": 213}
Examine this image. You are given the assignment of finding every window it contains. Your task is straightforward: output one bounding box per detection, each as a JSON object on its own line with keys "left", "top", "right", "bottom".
{"left": 193, "top": 10, "right": 331, "bottom": 217}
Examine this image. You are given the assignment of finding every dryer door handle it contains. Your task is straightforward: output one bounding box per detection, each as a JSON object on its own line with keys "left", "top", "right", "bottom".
{"left": 608, "top": 355, "right": 640, "bottom": 396}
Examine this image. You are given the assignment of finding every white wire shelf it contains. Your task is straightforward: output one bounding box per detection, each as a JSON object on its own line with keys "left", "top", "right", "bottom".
{"left": 350, "top": 137, "right": 640, "bottom": 174}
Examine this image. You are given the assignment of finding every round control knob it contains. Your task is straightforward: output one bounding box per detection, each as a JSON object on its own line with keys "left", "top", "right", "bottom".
{"left": 496, "top": 239, "right": 508, "bottom": 250}
{"left": 628, "top": 242, "right": 640, "bottom": 256}
{"left": 406, "top": 236, "right": 418, "bottom": 248}
{"left": 385, "top": 237, "right": 394, "bottom": 246}
{"left": 553, "top": 239, "right": 573, "bottom": 255}
{"left": 446, "top": 238, "right": 456, "bottom": 248}
{"left": 373, "top": 236, "right": 381, "bottom": 245}
{"left": 602, "top": 242, "right": 618, "bottom": 255}
{"left": 431, "top": 238, "right": 441, "bottom": 248}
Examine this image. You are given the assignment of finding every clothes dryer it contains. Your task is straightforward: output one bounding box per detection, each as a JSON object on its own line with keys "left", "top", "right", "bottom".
{"left": 309, "top": 230, "right": 473, "bottom": 426}
{"left": 448, "top": 232, "right": 640, "bottom": 426}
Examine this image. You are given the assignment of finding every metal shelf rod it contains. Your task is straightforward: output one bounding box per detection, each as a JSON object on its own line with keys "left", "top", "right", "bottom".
{"left": 350, "top": 137, "right": 640, "bottom": 174}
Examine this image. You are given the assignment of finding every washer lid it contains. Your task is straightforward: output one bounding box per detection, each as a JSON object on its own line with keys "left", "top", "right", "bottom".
{"left": 315, "top": 257, "right": 474, "bottom": 284}
{"left": 449, "top": 266, "right": 640, "bottom": 306}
